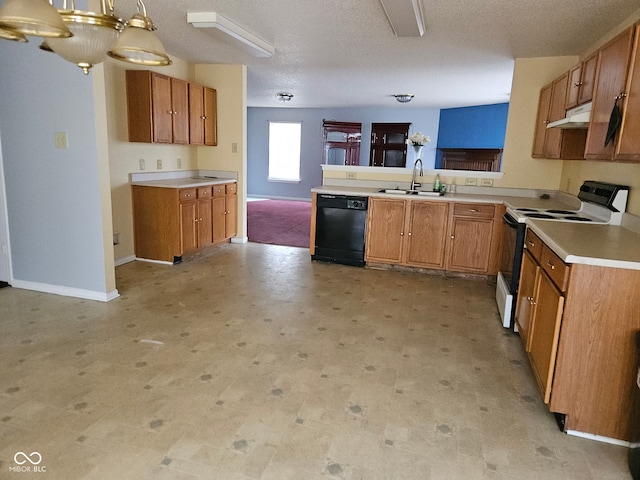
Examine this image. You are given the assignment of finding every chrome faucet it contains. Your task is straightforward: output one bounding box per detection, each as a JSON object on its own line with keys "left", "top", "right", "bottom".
{"left": 410, "top": 158, "right": 423, "bottom": 191}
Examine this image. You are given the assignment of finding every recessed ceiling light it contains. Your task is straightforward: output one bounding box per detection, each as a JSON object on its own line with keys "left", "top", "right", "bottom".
{"left": 394, "top": 94, "right": 414, "bottom": 103}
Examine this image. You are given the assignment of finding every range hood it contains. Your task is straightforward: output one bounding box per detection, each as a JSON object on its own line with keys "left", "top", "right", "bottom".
{"left": 547, "top": 102, "right": 592, "bottom": 129}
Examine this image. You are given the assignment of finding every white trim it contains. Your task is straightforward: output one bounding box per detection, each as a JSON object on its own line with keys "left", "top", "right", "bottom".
{"left": 566, "top": 429, "right": 630, "bottom": 447}
{"left": 321, "top": 163, "right": 504, "bottom": 179}
{"left": 0, "top": 132, "right": 12, "bottom": 284}
{"left": 115, "top": 255, "right": 136, "bottom": 267}
{"left": 10, "top": 279, "right": 119, "bottom": 302}
{"left": 231, "top": 236, "right": 248, "bottom": 244}
{"left": 268, "top": 178, "right": 301, "bottom": 183}
{"left": 134, "top": 257, "right": 174, "bottom": 265}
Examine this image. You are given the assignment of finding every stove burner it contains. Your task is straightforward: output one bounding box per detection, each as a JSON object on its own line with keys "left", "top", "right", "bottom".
{"left": 564, "top": 216, "right": 592, "bottom": 222}
{"left": 517, "top": 208, "right": 538, "bottom": 212}
{"left": 546, "top": 209, "right": 577, "bottom": 215}
{"left": 525, "top": 213, "right": 555, "bottom": 219}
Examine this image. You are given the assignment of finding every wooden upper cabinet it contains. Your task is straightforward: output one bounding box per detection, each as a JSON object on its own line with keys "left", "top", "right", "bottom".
{"left": 532, "top": 75, "right": 586, "bottom": 160}
{"left": 126, "top": 70, "right": 189, "bottom": 144}
{"left": 565, "top": 53, "right": 597, "bottom": 109}
{"left": 578, "top": 52, "right": 597, "bottom": 105}
{"left": 616, "top": 24, "right": 640, "bottom": 161}
{"left": 566, "top": 64, "right": 582, "bottom": 109}
{"left": 189, "top": 83, "right": 218, "bottom": 146}
{"left": 584, "top": 27, "right": 635, "bottom": 160}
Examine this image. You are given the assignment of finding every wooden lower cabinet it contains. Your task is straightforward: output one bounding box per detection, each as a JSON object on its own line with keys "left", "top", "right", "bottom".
{"left": 366, "top": 198, "right": 501, "bottom": 273}
{"left": 515, "top": 227, "right": 640, "bottom": 441}
{"left": 445, "top": 203, "right": 502, "bottom": 274}
{"left": 365, "top": 197, "right": 449, "bottom": 267}
{"left": 132, "top": 182, "right": 236, "bottom": 262}
{"left": 212, "top": 183, "right": 237, "bottom": 243}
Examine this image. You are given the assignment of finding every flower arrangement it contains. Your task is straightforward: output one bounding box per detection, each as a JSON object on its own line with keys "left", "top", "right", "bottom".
{"left": 406, "top": 132, "right": 431, "bottom": 146}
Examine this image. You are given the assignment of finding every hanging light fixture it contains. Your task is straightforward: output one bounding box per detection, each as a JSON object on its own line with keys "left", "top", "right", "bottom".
{"left": 0, "top": 25, "right": 27, "bottom": 42}
{"left": 394, "top": 94, "right": 414, "bottom": 103}
{"left": 0, "top": 0, "right": 71, "bottom": 38}
{"left": 0, "top": 0, "right": 171, "bottom": 75}
{"left": 108, "top": 1, "right": 171, "bottom": 67}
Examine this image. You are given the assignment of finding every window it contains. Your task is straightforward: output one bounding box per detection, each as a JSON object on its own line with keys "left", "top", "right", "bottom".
{"left": 268, "top": 121, "right": 302, "bottom": 182}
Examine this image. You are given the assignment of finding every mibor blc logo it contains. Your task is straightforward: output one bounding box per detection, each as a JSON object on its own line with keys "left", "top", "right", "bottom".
{"left": 10, "top": 452, "right": 47, "bottom": 473}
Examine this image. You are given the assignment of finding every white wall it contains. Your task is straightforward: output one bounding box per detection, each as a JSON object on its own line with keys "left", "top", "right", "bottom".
{"left": 0, "top": 40, "right": 117, "bottom": 300}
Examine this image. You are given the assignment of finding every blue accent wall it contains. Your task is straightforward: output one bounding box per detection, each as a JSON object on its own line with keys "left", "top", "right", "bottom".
{"left": 248, "top": 107, "right": 440, "bottom": 199}
{"left": 435, "top": 103, "right": 509, "bottom": 167}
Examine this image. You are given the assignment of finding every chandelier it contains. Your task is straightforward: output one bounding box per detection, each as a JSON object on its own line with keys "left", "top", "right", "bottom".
{"left": 0, "top": 0, "right": 171, "bottom": 74}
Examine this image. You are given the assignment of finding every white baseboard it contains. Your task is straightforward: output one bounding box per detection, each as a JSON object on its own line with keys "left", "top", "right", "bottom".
{"left": 10, "top": 279, "right": 120, "bottom": 302}
{"left": 566, "top": 429, "right": 630, "bottom": 447}
{"left": 231, "top": 236, "right": 248, "bottom": 244}
{"left": 115, "top": 255, "right": 136, "bottom": 267}
{"left": 134, "top": 257, "right": 173, "bottom": 265}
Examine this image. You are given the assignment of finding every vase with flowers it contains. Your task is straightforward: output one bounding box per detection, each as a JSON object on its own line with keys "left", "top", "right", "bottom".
{"left": 406, "top": 132, "right": 430, "bottom": 160}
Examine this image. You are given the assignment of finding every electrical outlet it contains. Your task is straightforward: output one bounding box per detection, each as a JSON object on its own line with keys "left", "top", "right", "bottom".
{"left": 157, "top": 159, "right": 162, "bottom": 170}
{"left": 480, "top": 178, "right": 493, "bottom": 187}
{"left": 139, "top": 159, "right": 145, "bottom": 170}
{"left": 346, "top": 172, "right": 357, "bottom": 179}
{"left": 232, "top": 143, "right": 238, "bottom": 153}
{"left": 465, "top": 178, "right": 477, "bottom": 186}
{"left": 177, "top": 158, "right": 182, "bottom": 169}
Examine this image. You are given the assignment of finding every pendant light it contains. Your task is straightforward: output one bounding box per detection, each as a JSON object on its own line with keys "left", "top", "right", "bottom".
{"left": 0, "top": 0, "right": 71, "bottom": 38}
{"left": 108, "top": 1, "right": 171, "bottom": 67}
{"left": 0, "top": 0, "right": 170, "bottom": 74}
{"left": 0, "top": 25, "right": 27, "bottom": 42}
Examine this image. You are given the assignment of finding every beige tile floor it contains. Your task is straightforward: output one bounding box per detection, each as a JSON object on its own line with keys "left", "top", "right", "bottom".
{"left": 0, "top": 243, "right": 632, "bottom": 479}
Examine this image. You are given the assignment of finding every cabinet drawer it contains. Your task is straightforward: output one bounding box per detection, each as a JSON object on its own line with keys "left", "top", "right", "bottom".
{"left": 197, "top": 187, "right": 212, "bottom": 198}
{"left": 179, "top": 188, "right": 197, "bottom": 202}
{"left": 213, "top": 185, "right": 226, "bottom": 197}
{"left": 524, "top": 229, "right": 543, "bottom": 262}
{"left": 226, "top": 183, "right": 237, "bottom": 195}
{"left": 540, "top": 244, "right": 570, "bottom": 292}
{"left": 452, "top": 203, "right": 495, "bottom": 218}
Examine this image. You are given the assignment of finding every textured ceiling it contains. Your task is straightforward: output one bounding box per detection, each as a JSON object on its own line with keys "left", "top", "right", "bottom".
{"left": 120, "top": 0, "right": 638, "bottom": 109}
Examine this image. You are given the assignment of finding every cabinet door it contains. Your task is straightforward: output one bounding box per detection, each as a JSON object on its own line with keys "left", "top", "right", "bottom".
{"left": 171, "top": 78, "right": 189, "bottom": 144}
{"left": 578, "top": 53, "right": 597, "bottom": 105}
{"left": 446, "top": 216, "right": 494, "bottom": 273}
{"left": 532, "top": 83, "right": 552, "bottom": 157}
{"left": 616, "top": 24, "right": 640, "bottom": 161}
{"left": 212, "top": 196, "right": 227, "bottom": 243}
{"left": 365, "top": 198, "right": 406, "bottom": 263}
{"left": 585, "top": 27, "right": 634, "bottom": 160}
{"left": 544, "top": 72, "right": 569, "bottom": 159}
{"left": 528, "top": 271, "right": 564, "bottom": 404}
{"left": 566, "top": 64, "right": 582, "bottom": 109}
{"left": 151, "top": 73, "right": 173, "bottom": 143}
{"left": 180, "top": 202, "right": 198, "bottom": 254}
{"left": 203, "top": 87, "right": 218, "bottom": 146}
{"left": 405, "top": 201, "right": 449, "bottom": 269}
{"left": 225, "top": 191, "right": 237, "bottom": 238}
{"left": 197, "top": 199, "right": 212, "bottom": 248}
{"left": 189, "top": 83, "right": 205, "bottom": 145}
{"left": 515, "top": 250, "right": 539, "bottom": 350}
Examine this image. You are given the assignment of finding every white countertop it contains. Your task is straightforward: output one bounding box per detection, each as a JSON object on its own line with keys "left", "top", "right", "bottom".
{"left": 312, "top": 184, "right": 640, "bottom": 271}
{"left": 131, "top": 177, "right": 236, "bottom": 189}
{"left": 527, "top": 221, "right": 640, "bottom": 271}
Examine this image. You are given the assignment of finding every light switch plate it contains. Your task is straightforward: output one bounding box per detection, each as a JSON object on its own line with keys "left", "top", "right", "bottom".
{"left": 139, "top": 159, "right": 145, "bottom": 170}
{"left": 54, "top": 132, "right": 68, "bottom": 149}
{"left": 465, "top": 178, "right": 477, "bottom": 186}
{"left": 177, "top": 158, "right": 182, "bottom": 169}
{"left": 157, "top": 159, "right": 162, "bottom": 169}
{"left": 480, "top": 179, "right": 493, "bottom": 187}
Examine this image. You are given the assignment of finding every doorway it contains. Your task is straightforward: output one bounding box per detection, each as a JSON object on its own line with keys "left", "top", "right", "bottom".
{"left": 246, "top": 198, "right": 311, "bottom": 248}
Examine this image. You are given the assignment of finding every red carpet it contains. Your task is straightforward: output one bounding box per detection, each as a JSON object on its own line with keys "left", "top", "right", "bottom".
{"left": 247, "top": 199, "right": 311, "bottom": 248}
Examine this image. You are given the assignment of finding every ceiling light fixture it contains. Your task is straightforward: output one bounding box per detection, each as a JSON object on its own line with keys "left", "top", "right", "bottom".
{"left": 187, "top": 12, "right": 275, "bottom": 58}
{"left": 379, "top": 0, "right": 425, "bottom": 37}
{"left": 276, "top": 93, "right": 293, "bottom": 102}
{"left": 0, "top": 0, "right": 171, "bottom": 75}
{"left": 394, "top": 94, "right": 414, "bottom": 103}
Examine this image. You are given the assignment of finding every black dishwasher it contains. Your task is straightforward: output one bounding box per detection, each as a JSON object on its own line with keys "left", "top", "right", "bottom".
{"left": 313, "top": 194, "right": 368, "bottom": 266}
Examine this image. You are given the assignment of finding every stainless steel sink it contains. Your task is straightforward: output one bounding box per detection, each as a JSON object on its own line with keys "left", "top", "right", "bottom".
{"left": 378, "top": 188, "right": 444, "bottom": 197}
